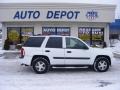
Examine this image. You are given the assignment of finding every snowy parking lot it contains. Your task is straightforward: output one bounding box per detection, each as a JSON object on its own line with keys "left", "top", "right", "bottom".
{"left": 0, "top": 57, "right": 120, "bottom": 90}
{"left": 0, "top": 40, "right": 120, "bottom": 90}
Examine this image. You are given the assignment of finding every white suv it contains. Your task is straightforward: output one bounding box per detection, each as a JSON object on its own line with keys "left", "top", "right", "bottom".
{"left": 19, "top": 36, "right": 113, "bottom": 74}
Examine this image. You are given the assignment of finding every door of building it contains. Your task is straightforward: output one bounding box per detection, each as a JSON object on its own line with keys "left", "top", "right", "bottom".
{"left": 78, "top": 27, "right": 104, "bottom": 46}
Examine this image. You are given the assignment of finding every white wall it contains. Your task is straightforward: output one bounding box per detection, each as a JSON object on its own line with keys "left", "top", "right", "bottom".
{"left": 0, "top": 3, "right": 116, "bottom": 22}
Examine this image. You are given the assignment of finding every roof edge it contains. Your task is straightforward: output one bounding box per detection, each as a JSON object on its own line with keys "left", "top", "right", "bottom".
{"left": 0, "top": 3, "right": 116, "bottom": 8}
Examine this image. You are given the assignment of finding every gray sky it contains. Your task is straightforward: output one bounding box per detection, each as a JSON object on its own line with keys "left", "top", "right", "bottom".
{"left": 0, "top": 0, "right": 120, "bottom": 18}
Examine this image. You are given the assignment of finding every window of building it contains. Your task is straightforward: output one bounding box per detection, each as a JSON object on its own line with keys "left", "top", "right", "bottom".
{"left": 7, "top": 27, "right": 20, "bottom": 44}
{"left": 42, "top": 27, "right": 70, "bottom": 36}
{"left": 7, "top": 27, "right": 34, "bottom": 45}
{"left": 42, "top": 27, "right": 56, "bottom": 35}
{"left": 56, "top": 27, "right": 70, "bottom": 36}
{"left": 78, "top": 27, "right": 104, "bottom": 46}
{"left": 46, "top": 37, "right": 62, "bottom": 48}
{"left": 78, "top": 27, "right": 91, "bottom": 45}
{"left": 21, "top": 27, "right": 34, "bottom": 43}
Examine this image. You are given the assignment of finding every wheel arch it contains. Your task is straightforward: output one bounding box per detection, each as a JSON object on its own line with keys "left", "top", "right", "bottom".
{"left": 94, "top": 55, "right": 111, "bottom": 66}
{"left": 31, "top": 55, "right": 50, "bottom": 66}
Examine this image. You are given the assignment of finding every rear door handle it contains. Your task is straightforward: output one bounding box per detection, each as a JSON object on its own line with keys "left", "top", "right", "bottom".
{"left": 67, "top": 51, "right": 72, "bottom": 53}
{"left": 45, "top": 50, "right": 50, "bottom": 52}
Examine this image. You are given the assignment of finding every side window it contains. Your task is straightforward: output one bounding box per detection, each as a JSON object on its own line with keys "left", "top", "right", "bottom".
{"left": 66, "top": 37, "right": 88, "bottom": 49}
{"left": 24, "top": 37, "right": 45, "bottom": 47}
{"left": 46, "top": 37, "right": 62, "bottom": 48}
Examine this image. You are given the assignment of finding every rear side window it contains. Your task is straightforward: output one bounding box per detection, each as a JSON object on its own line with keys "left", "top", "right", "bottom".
{"left": 24, "top": 37, "right": 45, "bottom": 47}
{"left": 46, "top": 37, "right": 62, "bottom": 48}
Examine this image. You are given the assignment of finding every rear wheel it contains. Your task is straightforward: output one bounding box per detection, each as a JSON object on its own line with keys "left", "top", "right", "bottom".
{"left": 32, "top": 58, "right": 49, "bottom": 74}
{"left": 93, "top": 57, "right": 110, "bottom": 72}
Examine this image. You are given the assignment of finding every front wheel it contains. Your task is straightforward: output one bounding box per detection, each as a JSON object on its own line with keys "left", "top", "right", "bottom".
{"left": 93, "top": 57, "right": 110, "bottom": 72}
{"left": 32, "top": 58, "right": 49, "bottom": 74}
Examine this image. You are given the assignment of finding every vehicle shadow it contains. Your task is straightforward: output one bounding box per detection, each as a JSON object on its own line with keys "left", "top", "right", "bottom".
{"left": 49, "top": 67, "right": 94, "bottom": 73}
{"left": 18, "top": 66, "right": 95, "bottom": 75}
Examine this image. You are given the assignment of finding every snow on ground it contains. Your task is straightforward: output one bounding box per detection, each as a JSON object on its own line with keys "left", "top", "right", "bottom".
{"left": 0, "top": 40, "right": 120, "bottom": 90}
{"left": 0, "top": 57, "right": 120, "bottom": 90}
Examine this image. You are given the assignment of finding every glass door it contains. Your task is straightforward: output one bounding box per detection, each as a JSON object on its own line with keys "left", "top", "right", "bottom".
{"left": 92, "top": 28, "right": 104, "bottom": 46}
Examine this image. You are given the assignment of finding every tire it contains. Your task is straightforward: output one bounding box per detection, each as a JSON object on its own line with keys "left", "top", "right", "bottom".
{"left": 32, "top": 58, "right": 49, "bottom": 74}
{"left": 93, "top": 57, "right": 110, "bottom": 72}
{"left": 88, "top": 65, "right": 94, "bottom": 70}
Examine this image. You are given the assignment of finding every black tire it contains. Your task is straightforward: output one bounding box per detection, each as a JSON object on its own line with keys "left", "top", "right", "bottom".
{"left": 93, "top": 57, "right": 110, "bottom": 72}
{"left": 88, "top": 65, "right": 94, "bottom": 70}
{"left": 32, "top": 58, "right": 49, "bottom": 74}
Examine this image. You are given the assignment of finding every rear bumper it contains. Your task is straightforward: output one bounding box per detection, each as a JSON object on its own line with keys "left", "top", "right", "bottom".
{"left": 18, "top": 56, "right": 32, "bottom": 66}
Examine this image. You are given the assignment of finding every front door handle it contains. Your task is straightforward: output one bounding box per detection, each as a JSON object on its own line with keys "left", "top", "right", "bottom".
{"left": 45, "top": 50, "right": 50, "bottom": 52}
{"left": 67, "top": 51, "right": 72, "bottom": 53}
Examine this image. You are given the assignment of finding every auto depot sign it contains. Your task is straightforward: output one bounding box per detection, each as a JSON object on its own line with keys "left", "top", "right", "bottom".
{"left": 0, "top": 9, "right": 102, "bottom": 22}
{"left": 0, "top": 5, "right": 115, "bottom": 22}
{"left": 13, "top": 10, "right": 81, "bottom": 20}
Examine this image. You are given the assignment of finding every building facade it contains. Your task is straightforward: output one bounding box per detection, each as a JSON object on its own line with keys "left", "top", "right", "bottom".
{"left": 0, "top": 3, "right": 116, "bottom": 48}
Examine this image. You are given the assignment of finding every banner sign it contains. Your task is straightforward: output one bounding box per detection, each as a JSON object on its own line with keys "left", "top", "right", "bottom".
{"left": 13, "top": 10, "right": 80, "bottom": 20}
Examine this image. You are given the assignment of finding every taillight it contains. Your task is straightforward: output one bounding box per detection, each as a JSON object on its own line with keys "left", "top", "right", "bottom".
{"left": 20, "top": 48, "right": 25, "bottom": 58}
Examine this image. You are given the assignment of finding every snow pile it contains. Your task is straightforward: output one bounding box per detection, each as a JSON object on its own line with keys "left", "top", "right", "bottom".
{"left": 111, "top": 40, "right": 120, "bottom": 54}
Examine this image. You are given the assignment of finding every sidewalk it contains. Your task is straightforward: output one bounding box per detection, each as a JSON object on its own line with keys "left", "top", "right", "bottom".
{"left": 0, "top": 47, "right": 20, "bottom": 59}
{"left": 3, "top": 50, "right": 20, "bottom": 59}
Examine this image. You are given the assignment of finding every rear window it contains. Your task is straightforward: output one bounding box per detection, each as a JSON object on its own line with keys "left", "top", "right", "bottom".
{"left": 24, "top": 37, "right": 45, "bottom": 47}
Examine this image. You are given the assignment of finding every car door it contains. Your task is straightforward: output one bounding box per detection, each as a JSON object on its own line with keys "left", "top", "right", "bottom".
{"left": 65, "top": 37, "right": 91, "bottom": 65}
{"left": 43, "top": 37, "right": 65, "bottom": 65}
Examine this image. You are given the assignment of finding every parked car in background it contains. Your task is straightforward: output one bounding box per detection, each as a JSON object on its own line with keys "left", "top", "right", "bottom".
{"left": 19, "top": 36, "right": 113, "bottom": 74}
